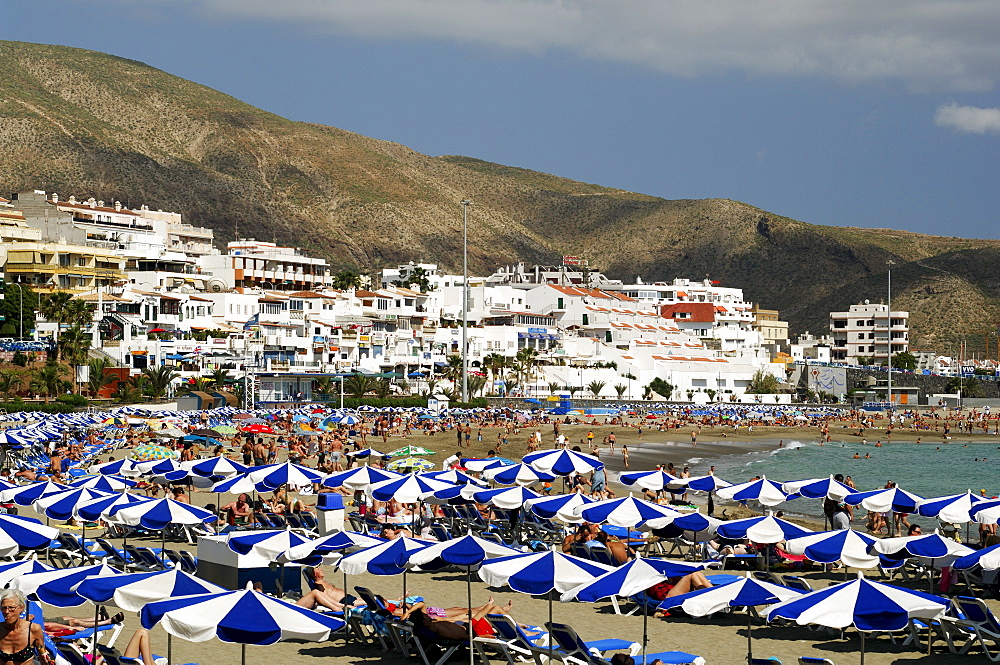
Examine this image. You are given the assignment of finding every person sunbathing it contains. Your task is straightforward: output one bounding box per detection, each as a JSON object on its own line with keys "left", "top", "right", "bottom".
{"left": 405, "top": 602, "right": 511, "bottom": 642}
{"left": 400, "top": 596, "right": 512, "bottom": 623}
{"left": 42, "top": 610, "right": 124, "bottom": 635}
{"left": 296, "top": 567, "right": 365, "bottom": 612}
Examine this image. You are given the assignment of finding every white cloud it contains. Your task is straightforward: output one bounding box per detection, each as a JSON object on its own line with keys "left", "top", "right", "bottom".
{"left": 180, "top": 0, "right": 1000, "bottom": 92}
{"left": 935, "top": 103, "right": 1000, "bottom": 135}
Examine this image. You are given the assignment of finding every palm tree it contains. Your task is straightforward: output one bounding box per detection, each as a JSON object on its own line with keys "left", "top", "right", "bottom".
{"left": 57, "top": 324, "right": 91, "bottom": 366}
{"left": 567, "top": 386, "right": 580, "bottom": 398}
{"left": 184, "top": 376, "right": 212, "bottom": 393}
{"left": 548, "top": 381, "right": 560, "bottom": 396}
{"left": 142, "top": 365, "right": 180, "bottom": 399}
{"left": 86, "top": 358, "right": 116, "bottom": 397}
{"left": 587, "top": 380, "right": 606, "bottom": 399}
{"left": 37, "top": 292, "right": 74, "bottom": 346}
{"left": 30, "top": 362, "right": 65, "bottom": 403}
{"left": 207, "top": 367, "right": 231, "bottom": 388}
{"left": 514, "top": 347, "right": 539, "bottom": 389}
{"left": 481, "top": 353, "right": 507, "bottom": 386}
{"left": 444, "top": 355, "right": 464, "bottom": 384}
{"left": 64, "top": 299, "right": 94, "bottom": 327}
{"left": 467, "top": 375, "right": 487, "bottom": 397}
{"left": 614, "top": 383, "right": 628, "bottom": 400}
{"left": 314, "top": 377, "right": 335, "bottom": 398}
{"left": 373, "top": 378, "right": 392, "bottom": 399}
{"left": 116, "top": 374, "right": 148, "bottom": 402}
{"left": 344, "top": 373, "right": 376, "bottom": 398}
{"left": 0, "top": 371, "right": 22, "bottom": 400}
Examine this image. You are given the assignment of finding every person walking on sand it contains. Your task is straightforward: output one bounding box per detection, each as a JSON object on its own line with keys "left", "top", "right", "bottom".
{"left": 622, "top": 445, "right": 629, "bottom": 468}
{"left": 690, "top": 430, "right": 697, "bottom": 447}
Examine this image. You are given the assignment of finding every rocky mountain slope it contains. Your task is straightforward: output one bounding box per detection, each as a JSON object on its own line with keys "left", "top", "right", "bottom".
{"left": 2, "top": 40, "right": 998, "bottom": 350}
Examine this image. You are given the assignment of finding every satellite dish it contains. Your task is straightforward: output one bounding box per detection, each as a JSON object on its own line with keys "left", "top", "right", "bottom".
{"left": 207, "top": 279, "right": 227, "bottom": 293}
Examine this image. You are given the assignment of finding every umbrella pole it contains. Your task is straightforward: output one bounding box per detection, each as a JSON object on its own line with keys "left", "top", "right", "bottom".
{"left": 548, "top": 594, "right": 554, "bottom": 663}
{"left": 642, "top": 598, "right": 648, "bottom": 665}
{"left": 860, "top": 630, "right": 865, "bottom": 665}
{"left": 168, "top": 634, "right": 172, "bottom": 665}
{"left": 746, "top": 610, "right": 752, "bottom": 664}
{"left": 241, "top": 643, "right": 246, "bottom": 665}
{"left": 467, "top": 569, "right": 474, "bottom": 665}
{"left": 162, "top": 528, "right": 167, "bottom": 566}
{"left": 92, "top": 602, "right": 99, "bottom": 663}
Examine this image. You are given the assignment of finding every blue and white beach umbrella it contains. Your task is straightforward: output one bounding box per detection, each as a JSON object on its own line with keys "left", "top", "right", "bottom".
{"left": 716, "top": 513, "right": 812, "bottom": 544}
{"left": 716, "top": 476, "right": 791, "bottom": 507}
{"left": 141, "top": 587, "right": 345, "bottom": 665}
{"left": 870, "top": 529, "right": 974, "bottom": 580}
{"left": 109, "top": 497, "right": 218, "bottom": 531}
{"left": 186, "top": 457, "right": 249, "bottom": 478}
{"left": 0, "top": 514, "right": 60, "bottom": 557}
{"left": 523, "top": 449, "right": 604, "bottom": 476}
{"left": 10, "top": 561, "right": 121, "bottom": 607}
{"left": 640, "top": 510, "right": 722, "bottom": 537}
{"left": 344, "top": 447, "right": 389, "bottom": 460}
{"left": 767, "top": 574, "right": 947, "bottom": 665}
{"left": 210, "top": 474, "right": 260, "bottom": 495}
{"left": 471, "top": 486, "right": 541, "bottom": 510}
{"left": 523, "top": 493, "right": 596, "bottom": 524}
{"left": 577, "top": 495, "right": 682, "bottom": 527}
{"left": 618, "top": 470, "right": 685, "bottom": 491}
{"left": 77, "top": 568, "right": 226, "bottom": 611}
{"left": 248, "top": 461, "right": 325, "bottom": 490}
{"left": 75, "top": 491, "right": 147, "bottom": 523}
{"left": 0, "top": 559, "right": 53, "bottom": 588}
{"left": 843, "top": 486, "right": 923, "bottom": 515}
{"left": 953, "top": 543, "right": 1000, "bottom": 572}
{"left": 561, "top": 557, "right": 707, "bottom": 665}
{"left": 33, "top": 487, "right": 112, "bottom": 522}
{"left": 89, "top": 458, "right": 140, "bottom": 477}
{"left": 227, "top": 529, "right": 316, "bottom": 562}
{"left": 0, "top": 480, "right": 71, "bottom": 506}
{"left": 322, "top": 466, "right": 401, "bottom": 491}
{"left": 70, "top": 474, "right": 136, "bottom": 492}
{"left": 367, "top": 473, "right": 454, "bottom": 503}
{"left": 482, "top": 463, "right": 555, "bottom": 486}
{"left": 478, "top": 551, "right": 613, "bottom": 594}
{"left": 784, "top": 529, "right": 880, "bottom": 569}
{"left": 421, "top": 469, "right": 488, "bottom": 487}
{"left": 782, "top": 475, "right": 854, "bottom": 500}
{"left": 282, "top": 531, "right": 385, "bottom": 563}
{"left": 685, "top": 475, "right": 733, "bottom": 492}
{"left": 658, "top": 572, "right": 801, "bottom": 664}
{"left": 335, "top": 415, "right": 360, "bottom": 425}
{"left": 916, "top": 490, "right": 986, "bottom": 523}
{"left": 337, "top": 536, "right": 430, "bottom": 576}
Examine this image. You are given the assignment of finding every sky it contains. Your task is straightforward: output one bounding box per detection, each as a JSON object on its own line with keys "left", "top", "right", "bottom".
{"left": 3, "top": 0, "right": 999, "bottom": 238}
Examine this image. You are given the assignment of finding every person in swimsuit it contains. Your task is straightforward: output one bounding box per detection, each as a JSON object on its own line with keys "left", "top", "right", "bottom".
{"left": 0, "top": 590, "right": 50, "bottom": 665}
{"left": 296, "top": 567, "right": 365, "bottom": 612}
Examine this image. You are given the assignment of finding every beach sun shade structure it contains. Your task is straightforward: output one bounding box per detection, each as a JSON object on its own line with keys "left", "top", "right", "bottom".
{"left": 953, "top": 543, "right": 1000, "bottom": 572}
{"left": 344, "top": 447, "right": 389, "bottom": 459}
{"left": 869, "top": 529, "right": 974, "bottom": 592}
{"left": 0, "top": 559, "right": 53, "bottom": 588}
{"left": 129, "top": 444, "right": 177, "bottom": 462}
{"left": 617, "top": 470, "right": 686, "bottom": 492}
{"left": 658, "top": 571, "right": 803, "bottom": 664}
{"left": 715, "top": 475, "right": 792, "bottom": 508}
{"left": 338, "top": 536, "right": 430, "bottom": 603}
{"left": 409, "top": 534, "right": 521, "bottom": 665}
{"left": 210, "top": 474, "right": 261, "bottom": 495}
{"left": 247, "top": 461, "right": 325, "bottom": 491}
{"left": 386, "top": 457, "right": 435, "bottom": 472}
{"left": 784, "top": 529, "right": 880, "bottom": 570}
{"left": 75, "top": 491, "right": 148, "bottom": 523}
{"left": 227, "top": 529, "right": 317, "bottom": 563}
{"left": 460, "top": 457, "right": 513, "bottom": 473}
{"left": 917, "top": 491, "right": 987, "bottom": 541}
{"left": 684, "top": 475, "right": 733, "bottom": 492}
{"left": 523, "top": 493, "right": 597, "bottom": 524}
{"left": 716, "top": 512, "right": 813, "bottom": 544}
{"left": 782, "top": 475, "right": 855, "bottom": 501}
{"left": 69, "top": 474, "right": 136, "bottom": 492}
{"left": 10, "top": 561, "right": 121, "bottom": 607}
{"left": 577, "top": 495, "right": 684, "bottom": 528}
{"left": 0, "top": 514, "right": 60, "bottom": 557}
{"left": 321, "top": 466, "right": 401, "bottom": 492}
{"left": 282, "top": 531, "right": 385, "bottom": 564}
{"left": 470, "top": 486, "right": 541, "bottom": 510}
{"left": 89, "top": 459, "right": 140, "bottom": 477}
{"left": 479, "top": 551, "right": 614, "bottom": 663}
{"left": 335, "top": 415, "right": 361, "bottom": 425}
{"left": 481, "top": 463, "right": 556, "bottom": 486}
{"left": 420, "top": 469, "right": 488, "bottom": 487}
{"left": 0, "top": 480, "right": 71, "bottom": 507}
{"left": 186, "top": 457, "right": 249, "bottom": 478}
{"left": 33, "top": 487, "right": 112, "bottom": 522}
{"left": 968, "top": 499, "right": 1000, "bottom": 525}
{"left": 640, "top": 510, "right": 723, "bottom": 540}
{"left": 367, "top": 473, "right": 455, "bottom": 503}
{"left": 843, "top": 486, "right": 923, "bottom": 536}
{"left": 560, "top": 557, "right": 707, "bottom": 665}
{"left": 388, "top": 445, "right": 435, "bottom": 457}
{"left": 766, "top": 573, "right": 948, "bottom": 665}
{"left": 140, "top": 586, "right": 345, "bottom": 665}
{"left": 109, "top": 497, "right": 218, "bottom": 564}
{"left": 522, "top": 449, "right": 604, "bottom": 476}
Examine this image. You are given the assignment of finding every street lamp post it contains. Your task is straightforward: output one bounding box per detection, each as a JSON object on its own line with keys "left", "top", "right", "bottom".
{"left": 461, "top": 200, "right": 471, "bottom": 403}
{"left": 886, "top": 260, "right": 894, "bottom": 410}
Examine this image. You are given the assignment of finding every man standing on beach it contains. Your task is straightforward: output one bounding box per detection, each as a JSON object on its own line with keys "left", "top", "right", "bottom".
{"left": 690, "top": 430, "right": 697, "bottom": 447}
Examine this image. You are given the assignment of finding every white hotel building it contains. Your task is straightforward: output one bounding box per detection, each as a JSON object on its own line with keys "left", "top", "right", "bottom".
{"left": 829, "top": 301, "right": 909, "bottom": 365}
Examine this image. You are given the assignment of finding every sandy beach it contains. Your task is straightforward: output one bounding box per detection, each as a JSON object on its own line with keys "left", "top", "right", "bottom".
{"left": 30, "top": 417, "right": 1000, "bottom": 665}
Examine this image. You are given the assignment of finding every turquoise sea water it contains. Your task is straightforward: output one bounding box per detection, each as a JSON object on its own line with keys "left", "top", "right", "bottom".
{"left": 690, "top": 437, "right": 1000, "bottom": 520}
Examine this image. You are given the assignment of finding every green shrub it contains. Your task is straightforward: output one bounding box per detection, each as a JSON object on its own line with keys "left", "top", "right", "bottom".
{"left": 55, "top": 393, "right": 88, "bottom": 407}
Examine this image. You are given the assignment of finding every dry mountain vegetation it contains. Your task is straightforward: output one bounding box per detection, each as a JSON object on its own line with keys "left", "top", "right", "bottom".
{"left": 2, "top": 41, "right": 999, "bottom": 349}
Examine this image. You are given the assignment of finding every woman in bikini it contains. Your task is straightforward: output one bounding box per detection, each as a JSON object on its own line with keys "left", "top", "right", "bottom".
{"left": 0, "top": 590, "right": 51, "bottom": 665}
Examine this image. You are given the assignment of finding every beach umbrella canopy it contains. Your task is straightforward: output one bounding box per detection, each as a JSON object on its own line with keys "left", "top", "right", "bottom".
{"left": 953, "top": 543, "right": 1000, "bottom": 572}
{"left": 0, "top": 559, "right": 53, "bottom": 588}
{"left": 109, "top": 497, "right": 218, "bottom": 531}
{"left": 560, "top": 557, "right": 706, "bottom": 665}
{"left": 471, "top": 486, "right": 541, "bottom": 510}
{"left": 577, "top": 495, "right": 683, "bottom": 528}
{"left": 482, "top": 463, "right": 556, "bottom": 486}
{"left": 0, "top": 480, "right": 71, "bottom": 507}
{"left": 33, "top": 487, "right": 112, "bottom": 522}
{"left": 658, "top": 572, "right": 803, "bottom": 664}
{"left": 408, "top": 533, "right": 519, "bottom": 569}
{"left": 685, "top": 475, "right": 733, "bottom": 492}
{"left": 617, "top": 470, "right": 685, "bottom": 491}
{"left": 10, "top": 561, "right": 121, "bottom": 607}
{"left": 641, "top": 510, "right": 723, "bottom": 535}
{"left": 523, "top": 493, "right": 597, "bottom": 524}
{"left": 77, "top": 568, "right": 226, "bottom": 611}
{"left": 0, "top": 514, "right": 60, "bottom": 557}
{"left": 766, "top": 574, "right": 947, "bottom": 665}
{"left": 367, "top": 474, "right": 454, "bottom": 503}
{"left": 843, "top": 486, "right": 923, "bottom": 514}
{"left": 210, "top": 474, "right": 262, "bottom": 495}
{"left": 283, "top": 531, "right": 385, "bottom": 563}
{"left": 388, "top": 445, "right": 435, "bottom": 457}
{"left": 420, "top": 469, "right": 488, "bottom": 487}
{"left": 478, "top": 551, "right": 613, "bottom": 594}
{"left": 337, "top": 536, "right": 430, "bottom": 576}
{"left": 345, "top": 448, "right": 389, "bottom": 459}
{"left": 461, "top": 457, "right": 514, "bottom": 472}
{"left": 248, "top": 461, "right": 325, "bottom": 490}
{"left": 240, "top": 424, "right": 276, "bottom": 434}
{"left": 386, "top": 457, "right": 435, "bottom": 472}
{"left": 716, "top": 513, "right": 812, "bottom": 544}
{"left": 140, "top": 587, "right": 345, "bottom": 657}
{"left": 227, "top": 529, "right": 316, "bottom": 561}
{"left": 187, "top": 457, "right": 249, "bottom": 478}
{"left": 716, "top": 476, "right": 791, "bottom": 507}
{"left": 971, "top": 499, "right": 1000, "bottom": 525}
{"left": 76, "top": 491, "right": 148, "bottom": 523}
{"left": 321, "top": 466, "right": 401, "bottom": 491}
{"left": 89, "top": 459, "right": 140, "bottom": 476}
{"left": 917, "top": 491, "right": 987, "bottom": 523}
{"left": 870, "top": 529, "right": 974, "bottom": 565}
{"left": 784, "top": 529, "right": 880, "bottom": 569}
{"left": 782, "top": 475, "right": 854, "bottom": 501}
{"left": 69, "top": 474, "right": 136, "bottom": 492}
{"left": 129, "top": 444, "right": 177, "bottom": 462}
{"left": 522, "top": 449, "right": 604, "bottom": 476}
{"left": 335, "top": 415, "right": 361, "bottom": 425}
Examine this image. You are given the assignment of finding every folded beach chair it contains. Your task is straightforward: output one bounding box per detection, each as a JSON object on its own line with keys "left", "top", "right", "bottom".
{"left": 545, "top": 622, "right": 703, "bottom": 665}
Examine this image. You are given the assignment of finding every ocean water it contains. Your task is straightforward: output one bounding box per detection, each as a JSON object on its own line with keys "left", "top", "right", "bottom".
{"left": 694, "top": 437, "right": 1000, "bottom": 520}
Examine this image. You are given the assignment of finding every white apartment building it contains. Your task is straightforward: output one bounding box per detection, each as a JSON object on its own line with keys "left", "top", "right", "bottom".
{"left": 829, "top": 301, "right": 909, "bottom": 365}
{"left": 199, "top": 240, "right": 331, "bottom": 292}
